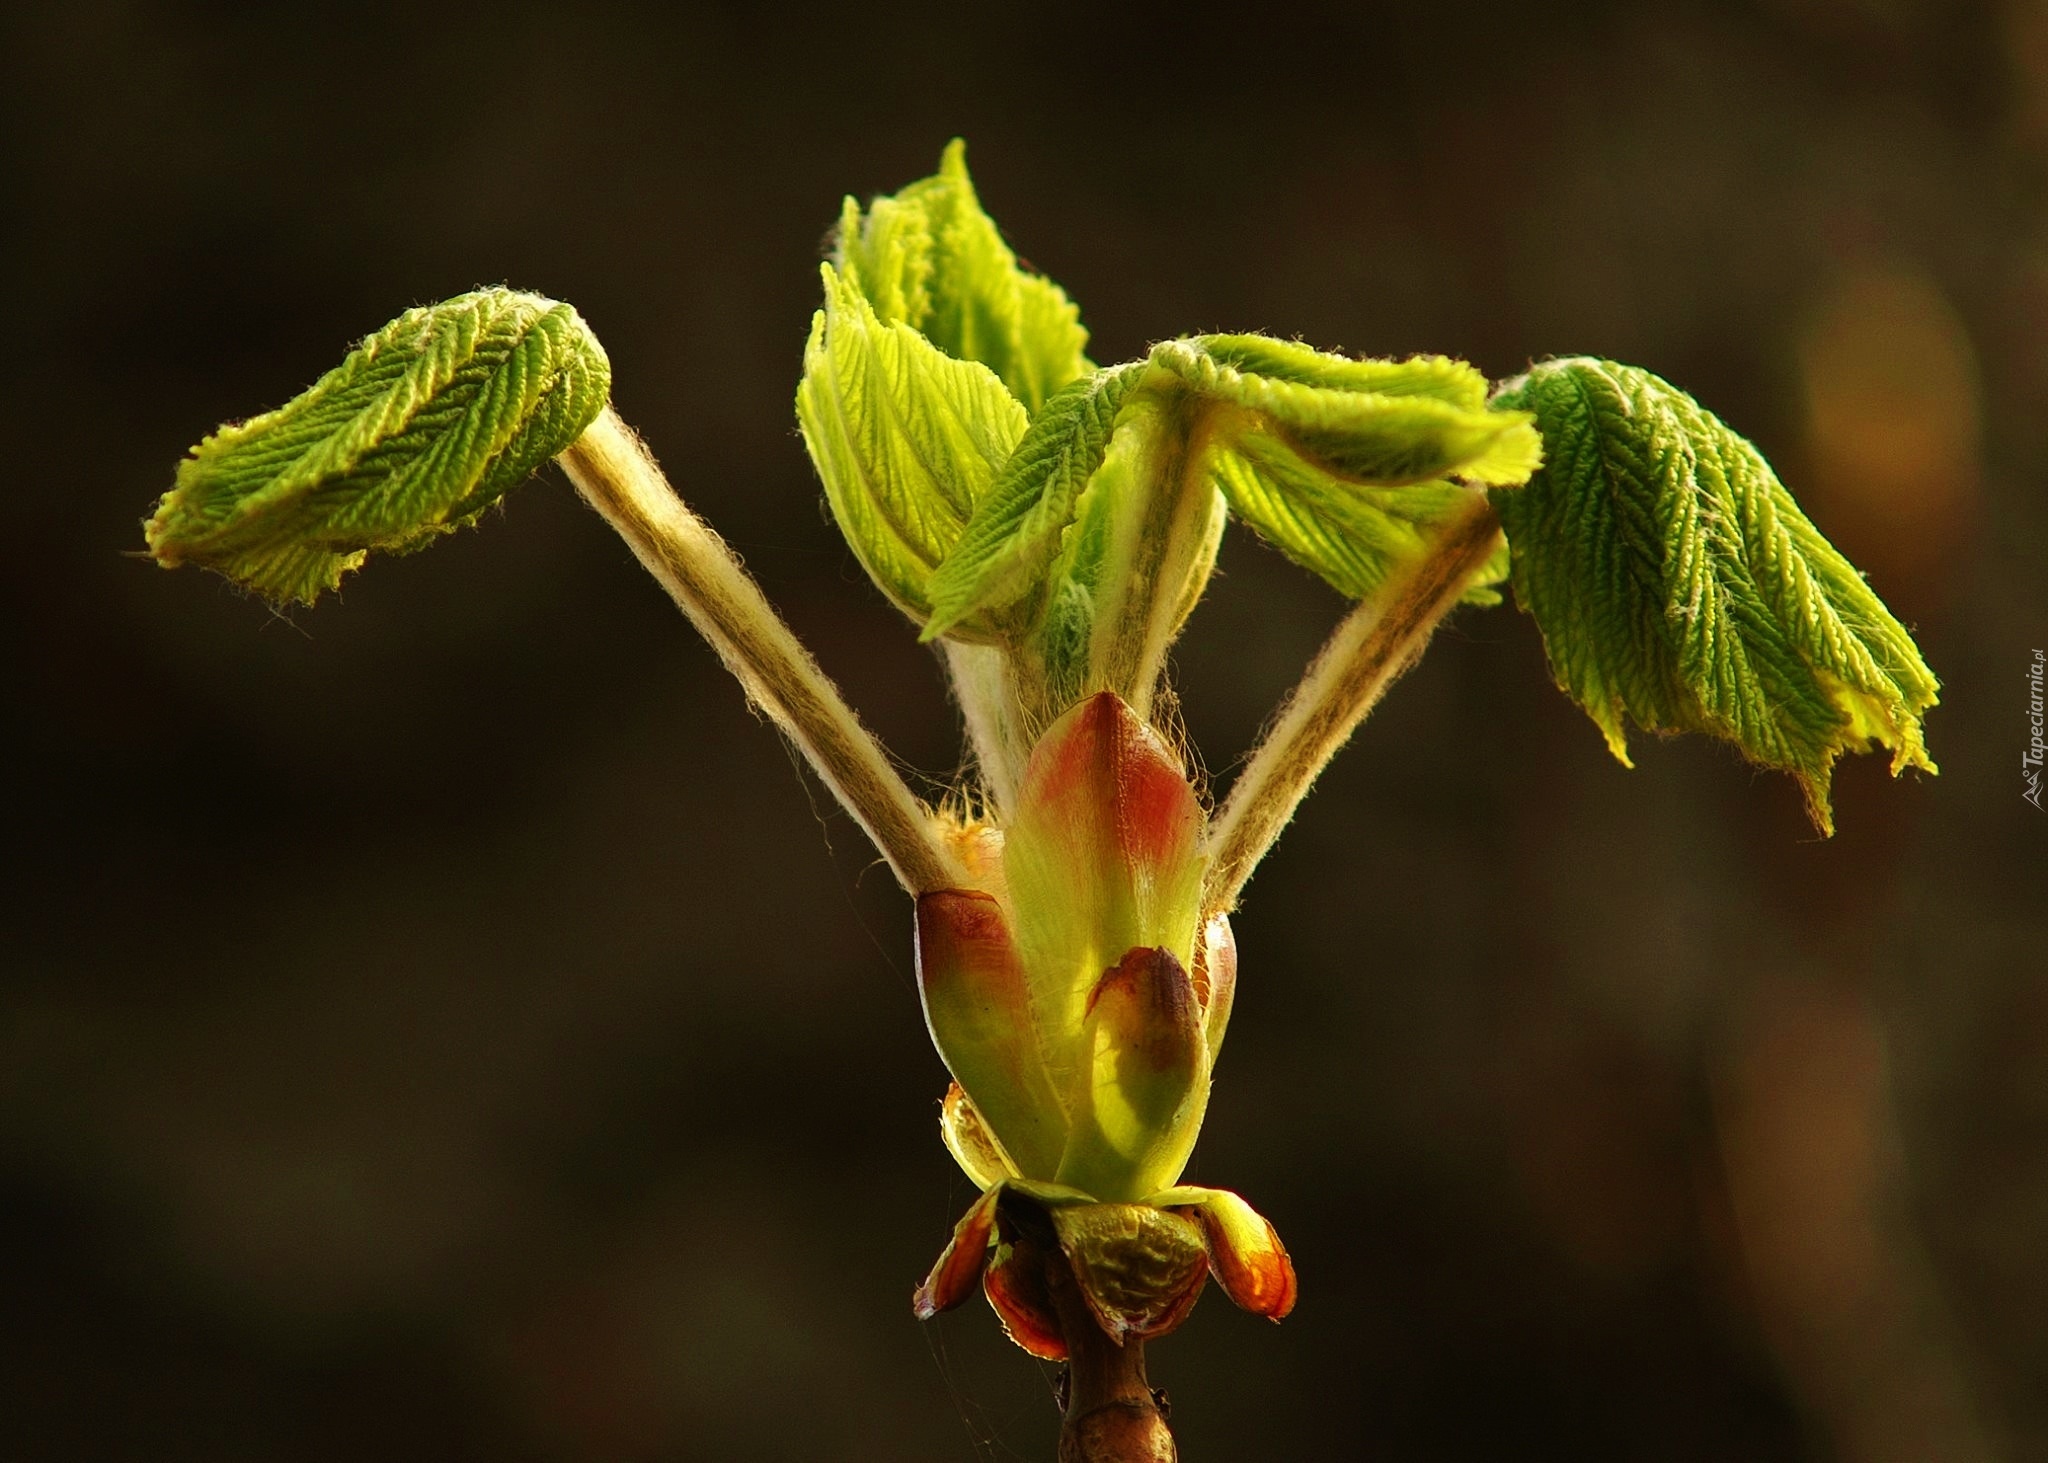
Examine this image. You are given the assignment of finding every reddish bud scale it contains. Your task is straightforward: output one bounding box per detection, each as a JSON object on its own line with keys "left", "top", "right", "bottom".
{"left": 914, "top": 889, "right": 1065, "bottom": 1180}
{"left": 1187, "top": 1193, "right": 1297, "bottom": 1320}
{"left": 984, "top": 1239, "right": 1069, "bottom": 1359}
{"left": 1026, "top": 692, "right": 1204, "bottom": 878}
{"left": 910, "top": 691, "right": 1295, "bottom": 1353}
{"left": 912, "top": 1184, "right": 1001, "bottom": 1320}
{"left": 1085, "top": 947, "right": 1199, "bottom": 1076}
{"left": 1051, "top": 1203, "right": 1210, "bottom": 1345}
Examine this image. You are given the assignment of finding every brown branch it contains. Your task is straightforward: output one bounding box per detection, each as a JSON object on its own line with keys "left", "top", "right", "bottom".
{"left": 1045, "top": 1253, "right": 1177, "bottom": 1462}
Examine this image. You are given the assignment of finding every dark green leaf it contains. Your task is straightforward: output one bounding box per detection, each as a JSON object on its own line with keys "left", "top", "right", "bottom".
{"left": 1492, "top": 357, "right": 1938, "bottom": 832}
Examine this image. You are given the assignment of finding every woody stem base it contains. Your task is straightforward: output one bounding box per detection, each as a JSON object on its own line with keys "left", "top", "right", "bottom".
{"left": 1045, "top": 1250, "right": 1177, "bottom": 1463}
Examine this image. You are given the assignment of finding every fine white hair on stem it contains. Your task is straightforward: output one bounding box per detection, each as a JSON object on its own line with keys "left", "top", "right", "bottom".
{"left": 1203, "top": 494, "right": 1504, "bottom": 914}
{"left": 558, "top": 406, "right": 963, "bottom": 896}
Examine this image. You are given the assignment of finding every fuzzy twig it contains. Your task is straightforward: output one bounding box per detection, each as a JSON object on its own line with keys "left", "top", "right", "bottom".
{"left": 559, "top": 406, "right": 962, "bottom": 895}
{"left": 1204, "top": 494, "right": 1504, "bottom": 913}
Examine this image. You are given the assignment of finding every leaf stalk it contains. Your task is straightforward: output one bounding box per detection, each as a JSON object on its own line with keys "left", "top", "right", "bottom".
{"left": 1203, "top": 494, "right": 1504, "bottom": 913}
{"left": 558, "top": 406, "right": 963, "bottom": 895}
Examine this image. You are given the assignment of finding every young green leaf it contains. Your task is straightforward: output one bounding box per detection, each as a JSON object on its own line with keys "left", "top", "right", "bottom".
{"left": 1145, "top": 336, "right": 1532, "bottom": 605}
{"left": 835, "top": 138, "right": 1091, "bottom": 414}
{"left": 1492, "top": 357, "right": 1939, "bottom": 833}
{"left": 1153, "top": 336, "right": 1542, "bottom": 488}
{"left": 921, "top": 362, "right": 1148, "bottom": 640}
{"left": 1197, "top": 334, "right": 1494, "bottom": 407}
{"left": 145, "top": 288, "right": 610, "bottom": 605}
{"left": 1027, "top": 387, "right": 1231, "bottom": 718}
{"left": 1210, "top": 433, "right": 1507, "bottom": 605}
{"left": 948, "top": 336, "right": 1535, "bottom": 712}
{"left": 796, "top": 265, "right": 1030, "bottom": 623}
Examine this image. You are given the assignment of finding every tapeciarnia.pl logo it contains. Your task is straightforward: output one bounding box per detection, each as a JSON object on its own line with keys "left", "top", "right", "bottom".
{"left": 2027, "top": 649, "right": 2045, "bottom": 811}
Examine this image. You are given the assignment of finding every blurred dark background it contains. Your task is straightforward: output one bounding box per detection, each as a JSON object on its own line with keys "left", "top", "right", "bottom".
{"left": 3, "top": 2, "right": 2044, "bottom": 1459}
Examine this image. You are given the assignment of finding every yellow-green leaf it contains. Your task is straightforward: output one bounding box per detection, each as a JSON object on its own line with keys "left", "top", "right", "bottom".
{"left": 836, "top": 139, "right": 1090, "bottom": 415}
{"left": 1153, "top": 336, "right": 1541, "bottom": 488}
{"left": 922, "top": 362, "right": 1148, "bottom": 640}
{"left": 1147, "top": 335, "right": 1533, "bottom": 604}
{"left": 795, "top": 265, "right": 1028, "bottom": 622}
{"left": 145, "top": 288, "right": 610, "bottom": 605}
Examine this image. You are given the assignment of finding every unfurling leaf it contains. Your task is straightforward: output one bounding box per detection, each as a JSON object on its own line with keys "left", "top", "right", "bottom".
{"left": 804, "top": 148, "right": 1540, "bottom": 712}
{"left": 797, "top": 266, "right": 1028, "bottom": 622}
{"left": 835, "top": 138, "right": 1091, "bottom": 414}
{"left": 1492, "top": 357, "right": 1939, "bottom": 832}
{"left": 915, "top": 334, "right": 1536, "bottom": 714}
{"left": 922, "top": 362, "right": 1147, "bottom": 640}
{"left": 799, "top": 139, "right": 1093, "bottom": 633}
{"left": 1153, "top": 336, "right": 1542, "bottom": 488}
{"left": 1152, "top": 336, "right": 1537, "bottom": 605}
{"left": 1023, "top": 386, "right": 1230, "bottom": 717}
{"left": 1209, "top": 433, "right": 1507, "bottom": 605}
{"left": 146, "top": 288, "right": 610, "bottom": 605}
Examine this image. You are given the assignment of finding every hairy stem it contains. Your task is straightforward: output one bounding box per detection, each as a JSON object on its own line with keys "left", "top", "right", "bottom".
{"left": 939, "top": 638, "right": 1032, "bottom": 815}
{"left": 1046, "top": 1254, "right": 1177, "bottom": 1463}
{"left": 559, "top": 406, "right": 962, "bottom": 895}
{"left": 1204, "top": 494, "right": 1504, "bottom": 913}
{"left": 1091, "top": 394, "right": 1222, "bottom": 726}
